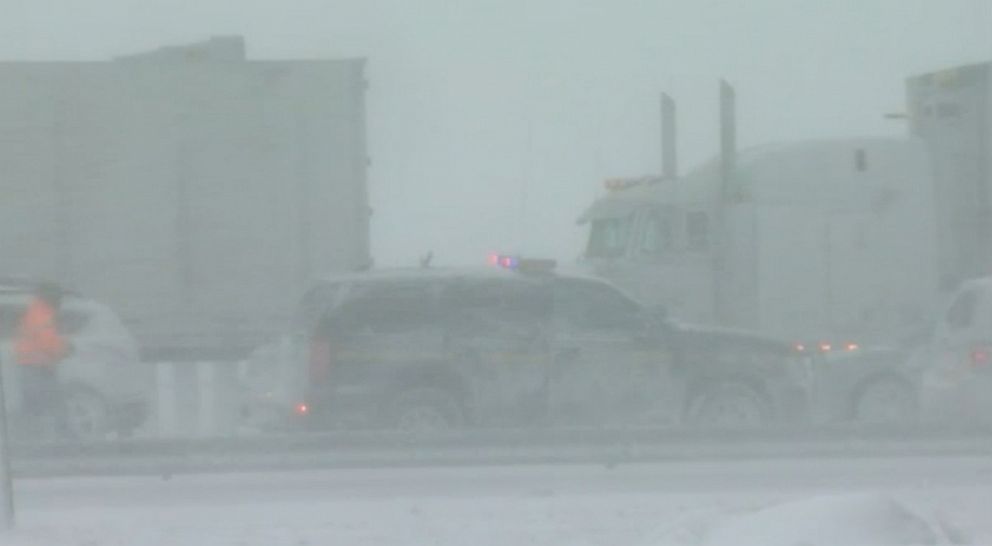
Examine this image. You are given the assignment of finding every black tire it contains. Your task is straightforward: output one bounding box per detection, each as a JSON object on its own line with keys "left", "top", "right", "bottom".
{"left": 688, "top": 382, "right": 769, "bottom": 427}
{"left": 63, "top": 386, "right": 111, "bottom": 440}
{"left": 388, "top": 387, "right": 462, "bottom": 432}
{"left": 853, "top": 378, "right": 918, "bottom": 425}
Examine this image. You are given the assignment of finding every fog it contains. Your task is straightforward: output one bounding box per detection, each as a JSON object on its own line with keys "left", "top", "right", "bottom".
{"left": 3, "top": 2, "right": 992, "bottom": 545}
{"left": 4, "top": 1, "right": 990, "bottom": 266}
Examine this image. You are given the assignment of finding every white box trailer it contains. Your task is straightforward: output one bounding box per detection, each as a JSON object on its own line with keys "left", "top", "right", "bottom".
{"left": 0, "top": 38, "right": 371, "bottom": 359}
{"left": 579, "top": 138, "right": 940, "bottom": 345}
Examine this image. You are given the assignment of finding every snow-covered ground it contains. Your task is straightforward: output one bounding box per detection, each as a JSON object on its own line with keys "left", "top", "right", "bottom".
{"left": 3, "top": 456, "right": 991, "bottom": 545}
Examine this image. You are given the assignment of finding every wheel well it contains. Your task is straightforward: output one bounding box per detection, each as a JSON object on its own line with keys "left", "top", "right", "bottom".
{"left": 384, "top": 366, "right": 469, "bottom": 417}
{"left": 683, "top": 375, "right": 771, "bottom": 415}
{"left": 686, "top": 375, "right": 768, "bottom": 402}
{"left": 849, "top": 373, "right": 917, "bottom": 418}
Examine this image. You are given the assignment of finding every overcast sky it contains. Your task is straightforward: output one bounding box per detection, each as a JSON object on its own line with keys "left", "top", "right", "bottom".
{"left": 3, "top": 0, "right": 991, "bottom": 267}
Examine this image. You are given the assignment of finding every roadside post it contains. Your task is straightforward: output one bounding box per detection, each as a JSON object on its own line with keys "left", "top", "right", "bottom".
{"left": 0, "top": 354, "right": 15, "bottom": 529}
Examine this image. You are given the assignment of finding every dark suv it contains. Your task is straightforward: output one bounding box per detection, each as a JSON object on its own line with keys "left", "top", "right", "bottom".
{"left": 242, "top": 267, "right": 809, "bottom": 430}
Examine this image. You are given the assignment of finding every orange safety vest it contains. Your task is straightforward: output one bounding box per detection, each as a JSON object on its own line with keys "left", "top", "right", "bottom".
{"left": 14, "top": 299, "right": 68, "bottom": 367}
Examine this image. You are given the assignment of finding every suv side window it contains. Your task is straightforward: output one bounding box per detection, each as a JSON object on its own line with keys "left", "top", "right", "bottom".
{"left": 440, "top": 279, "right": 551, "bottom": 335}
{"left": 329, "top": 281, "right": 439, "bottom": 336}
{"left": 554, "top": 280, "right": 641, "bottom": 332}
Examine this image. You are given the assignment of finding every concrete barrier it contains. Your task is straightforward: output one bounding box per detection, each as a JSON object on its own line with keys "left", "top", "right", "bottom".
{"left": 152, "top": 361, "right": 242, "bottom": 438}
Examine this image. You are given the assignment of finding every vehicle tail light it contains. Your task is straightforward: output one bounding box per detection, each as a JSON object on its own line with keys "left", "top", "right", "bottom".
{"left": 845, "top": 342, "right": 860, "bottom": 351}
{"left": 818, "top": 342, "right": 832, "bottom": 353}
{"left": 969, "top": 347, "right": 991, "bottom": 369}
{"left": 309, "top": 338, "right": 332, "bottom": 381}
{"left": 294, "top": 403, "right": 309, "bottom": 416}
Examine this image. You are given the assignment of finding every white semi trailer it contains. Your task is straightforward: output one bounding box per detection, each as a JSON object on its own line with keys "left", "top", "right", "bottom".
{"left": 0, "top": 37, "right": 372, "bottom": 360}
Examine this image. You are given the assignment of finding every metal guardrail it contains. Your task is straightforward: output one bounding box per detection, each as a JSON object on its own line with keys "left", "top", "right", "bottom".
{"left": 9, "top": 425, "right": 992, "bottom": 478}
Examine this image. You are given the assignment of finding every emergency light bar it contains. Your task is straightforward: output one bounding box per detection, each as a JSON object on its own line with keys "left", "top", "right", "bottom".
{"left": 488, "top": 254, "right": 557, "bottom": 273}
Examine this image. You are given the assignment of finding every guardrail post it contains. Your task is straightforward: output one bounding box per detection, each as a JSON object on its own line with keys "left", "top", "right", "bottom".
{"left": 196, "top": 362, "right": 215, "bottom": 437}
{"left": 0, "top": 355, "right": 16, "bottom": 529}
{"left": 155, "top": 363, "right": 177, "bottom": 437}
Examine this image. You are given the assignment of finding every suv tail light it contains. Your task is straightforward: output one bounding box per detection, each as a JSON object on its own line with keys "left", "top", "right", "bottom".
{"left": 309, "top": 338, "right": 332, "bottom": 381}
{"left": 969, "top": 347, "right": 991, "bottom": 369}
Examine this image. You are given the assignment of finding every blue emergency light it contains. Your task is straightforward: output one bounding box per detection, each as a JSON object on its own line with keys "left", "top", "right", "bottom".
{"left": 489, "top": 254, "right": 555, "bottom": 273}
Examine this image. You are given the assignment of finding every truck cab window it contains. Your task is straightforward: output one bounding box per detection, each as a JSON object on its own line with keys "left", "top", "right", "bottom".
{"left": 586, "top": 216, "right": 632, "bottom": 259}
{"left": 686, "top": 211, "right": 709, "bottom": 250}
{"left": 640, "top": 209, "right": 673, "bottom": 256}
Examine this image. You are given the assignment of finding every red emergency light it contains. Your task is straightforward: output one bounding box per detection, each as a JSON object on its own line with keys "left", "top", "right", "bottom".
{"left": 489, "top": 254, "right": 556, "bottom": 273}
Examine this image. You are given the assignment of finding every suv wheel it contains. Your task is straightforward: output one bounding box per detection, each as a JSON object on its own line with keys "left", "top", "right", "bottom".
{"left": 689, "top": 383, "right": 768, "bottom": 427}
{"left": 390, "top": 388, "right": 462, "bottom": 432}
{"left": 64, "top": 387, "right": 110, "bottom": 440}
{"left": 854, "top": 378, "right": 917, "bottom": 424}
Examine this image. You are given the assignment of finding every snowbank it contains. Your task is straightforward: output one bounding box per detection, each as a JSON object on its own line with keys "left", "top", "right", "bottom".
{"left": 650, "top": 493, "right": 963, "bottom": 546}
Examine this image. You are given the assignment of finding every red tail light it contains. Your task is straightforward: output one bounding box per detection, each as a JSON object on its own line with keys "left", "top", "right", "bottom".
{"left": 309, "top": 338, "right": 332, "bottom": 381}
{"left": 969, "top": 348, "right": 991, "bottom": 368}
{"left": 294, "top": 403, "right": 309, "bottom": 416}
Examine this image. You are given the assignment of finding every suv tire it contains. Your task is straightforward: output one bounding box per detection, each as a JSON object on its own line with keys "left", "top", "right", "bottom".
{"left": 64, "top": 386, "right": 110, "bottom": 440}
{"left": 854, "top": 378, "right": 917, "bottom": 425}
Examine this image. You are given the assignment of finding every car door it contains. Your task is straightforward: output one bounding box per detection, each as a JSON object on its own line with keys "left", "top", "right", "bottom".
{"left": 439, "top": 277, "right": 553, "bottom": 426}
{"left": 314, "top": 280, "right": 445, "bottom": 421}
{"left": 548, "top": 278, "right": 675, "bottom": 425}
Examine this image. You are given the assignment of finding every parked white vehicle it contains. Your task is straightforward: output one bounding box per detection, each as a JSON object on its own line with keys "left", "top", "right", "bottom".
{"left": 918, "top": 277, "right": 992, "bottom": 425}
{"left": 0, "top": 282, "right": 151, "bottom": 439}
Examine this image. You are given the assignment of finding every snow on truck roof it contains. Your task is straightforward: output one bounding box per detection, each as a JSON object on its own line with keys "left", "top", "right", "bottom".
{"left": 579, "top": 137, "right": 930, "bottom": 222}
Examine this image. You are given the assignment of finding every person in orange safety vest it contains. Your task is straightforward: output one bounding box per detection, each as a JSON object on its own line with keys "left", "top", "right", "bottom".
{"left": 14, "top": 283, "right": 71, "bottom": 438}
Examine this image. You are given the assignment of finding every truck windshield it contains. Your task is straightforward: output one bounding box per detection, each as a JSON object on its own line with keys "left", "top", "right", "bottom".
{"left": 586, "top": 216, "right": 632, "bottom": 259}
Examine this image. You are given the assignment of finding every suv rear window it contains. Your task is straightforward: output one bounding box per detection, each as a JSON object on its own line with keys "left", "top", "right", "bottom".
{"left": 297, "top": 282, "right": 344, "bottom": 331}
{"left": 440, "top": 279, "right": 551, "bottom": 335}
{"left": 324, "top": 281, "right": 439, "bottom": 335}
